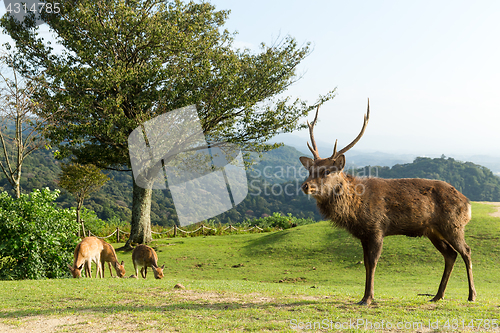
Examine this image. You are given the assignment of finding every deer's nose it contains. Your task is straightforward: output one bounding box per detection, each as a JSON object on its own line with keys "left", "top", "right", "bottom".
{"left": 301, "top": 183, "right": 309, "bottom": 192}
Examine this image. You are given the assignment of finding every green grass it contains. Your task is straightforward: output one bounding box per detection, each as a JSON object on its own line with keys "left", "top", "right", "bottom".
{"left": 1, "top": 202, "right": 500, "bottom": 332}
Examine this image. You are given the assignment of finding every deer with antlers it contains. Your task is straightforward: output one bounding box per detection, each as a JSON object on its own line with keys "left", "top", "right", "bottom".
{"left": 299, "top": 100, "right": 476, "bottom": 305}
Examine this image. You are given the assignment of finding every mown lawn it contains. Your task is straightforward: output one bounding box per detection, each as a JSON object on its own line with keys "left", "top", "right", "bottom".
{"left": 0, "top": 202, "right": 499, "bottom": 332}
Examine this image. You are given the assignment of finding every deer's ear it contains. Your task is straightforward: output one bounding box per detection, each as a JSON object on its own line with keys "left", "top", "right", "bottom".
{"left": 333, "top": 155, "right": 346, "bottom": 171}
{"left": 299, "top": 156, "right": 314, "bottom": 170}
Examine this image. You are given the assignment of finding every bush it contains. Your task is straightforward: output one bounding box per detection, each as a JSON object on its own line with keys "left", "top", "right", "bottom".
{"left": 246, "top": 212, "right": 316, "bottom": 230}
{"left": 0, "top": 188, "right": 79, "bottom": 280}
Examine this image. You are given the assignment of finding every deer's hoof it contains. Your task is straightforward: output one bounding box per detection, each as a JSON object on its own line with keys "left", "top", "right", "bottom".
{"left": 357, "top": 299, "right": 371, "bottom": 306}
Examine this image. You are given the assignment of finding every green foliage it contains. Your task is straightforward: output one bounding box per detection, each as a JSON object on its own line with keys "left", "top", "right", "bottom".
{"left": 79, "top": 207, "right": 107, "bottom": 236}
{"left": 244, "top": 212, "right": 315, "bottom": 230}
{"left": 1, "top": 0, "right": 333, "bottom": 168}
{"left": 58, "top": 163, "right": 110, "bottom": 208}
{"left": 0, "top": 188, "right": 79, "bottom": 280}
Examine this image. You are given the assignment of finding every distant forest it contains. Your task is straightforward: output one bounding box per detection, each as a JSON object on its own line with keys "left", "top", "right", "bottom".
{"left": 1, "top": 145, "right": 499, "bottom": 226}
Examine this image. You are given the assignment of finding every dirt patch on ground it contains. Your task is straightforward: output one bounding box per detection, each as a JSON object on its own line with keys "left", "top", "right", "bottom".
{"left": 0, "top": 315, "right": 90, "bottom": 333}
{"left": 168, "top": 289, "right": 277, "bottom": 305}
{"left": 477, "top": 202, "right": 500, "bottom": 217}
{"left": 0, "top": 314, "right": 165, "bottom": 333}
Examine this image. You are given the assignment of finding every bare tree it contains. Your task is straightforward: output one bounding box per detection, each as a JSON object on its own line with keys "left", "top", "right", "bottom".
{"left": 0, "top": 52, "right": 52, "bottom": 198}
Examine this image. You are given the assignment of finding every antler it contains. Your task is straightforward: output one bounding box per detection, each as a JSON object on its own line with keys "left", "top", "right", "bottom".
{"left": 331, "top": 98, "right": 370, "bottom": 159}
{"left": 306, "top": 104, "right": 321, "bottom": 160}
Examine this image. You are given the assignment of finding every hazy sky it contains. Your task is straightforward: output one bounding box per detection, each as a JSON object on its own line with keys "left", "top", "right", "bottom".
{"left": 1, "top": 1, "right": 498, "bottom": 157}
{"left": 211, "top": 0, "right": 500, "bottom": 157}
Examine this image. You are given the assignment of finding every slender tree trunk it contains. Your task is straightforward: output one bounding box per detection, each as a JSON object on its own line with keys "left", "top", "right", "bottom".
{"left": 124, "top": 177, "right": 153, "bottom": 249}
{"left": 13, "top": 178, "right": 20, "bottom": 199}
{"left": 76, "top": 201, "right": 85, "bottom": 237}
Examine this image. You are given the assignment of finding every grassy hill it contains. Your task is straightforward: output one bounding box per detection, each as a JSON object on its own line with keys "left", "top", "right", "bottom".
{"left": 1, "top": 202, "right": 499, "bottom": 331}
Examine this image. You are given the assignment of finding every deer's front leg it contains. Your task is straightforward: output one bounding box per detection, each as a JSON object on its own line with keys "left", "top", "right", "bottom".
{"left": 358, "top": 236, "right": 384, "bottom": 305}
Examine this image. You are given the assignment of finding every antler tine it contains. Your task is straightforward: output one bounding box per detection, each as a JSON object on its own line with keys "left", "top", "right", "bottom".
{"left": 307, "top": 105, "right": 321, "bottom": 160}
{"left": 332, "top": 139, "right": 338, "bottom": 157}
{"left": 331, "top": 98, "right": 370, "bottom": 159}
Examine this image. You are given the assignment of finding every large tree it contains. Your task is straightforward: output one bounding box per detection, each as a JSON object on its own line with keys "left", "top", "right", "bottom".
{"left": 1, "top": 0, "right": 334, "bottom": 247}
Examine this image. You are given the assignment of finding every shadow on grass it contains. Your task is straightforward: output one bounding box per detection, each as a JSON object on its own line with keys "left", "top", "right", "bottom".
{"left": 241, "top": 223, "right": 362, "bottom": 263}
{"left": 0, "top": 298, "right": 357, "bottom": 319}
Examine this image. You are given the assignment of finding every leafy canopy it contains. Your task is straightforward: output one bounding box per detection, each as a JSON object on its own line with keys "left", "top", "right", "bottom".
{"left": 1, "top": 0, "right": 335, "bottom": 170}
{"left": 58, "top": 163, "right": 110, "bottom": 208}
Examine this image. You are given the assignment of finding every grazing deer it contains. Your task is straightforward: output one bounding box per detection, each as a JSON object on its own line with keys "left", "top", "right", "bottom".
{"left": 68, "top": 237, "right": 104, "bottom": 278}
{"left": 299, "top": 100, "right": 476, "bottom": 305}
{"left": 100, "top": 240, "right": 126, "bottom": 278}
{"left": 131, "top": 244, "right": 164, "bottom": 279}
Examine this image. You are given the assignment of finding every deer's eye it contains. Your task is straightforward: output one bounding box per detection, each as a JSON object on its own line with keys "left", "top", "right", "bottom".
{"left": 324, "top": 170, "right": 331, "bottom": 177}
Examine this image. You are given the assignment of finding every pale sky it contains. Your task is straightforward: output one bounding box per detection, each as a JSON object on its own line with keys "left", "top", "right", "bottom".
{"left": 1, "top": 1, "right": 499, "bottom": 157}
{"left": 211, "top": 0, "right": 500, "bottom": 157}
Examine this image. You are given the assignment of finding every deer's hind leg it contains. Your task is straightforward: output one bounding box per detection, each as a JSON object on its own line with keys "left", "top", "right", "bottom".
{"left": 443, "top": 232, "right": 476, "bottom": 302}
{"left": 428, "top": 233, "right": 457, "bottom": 302}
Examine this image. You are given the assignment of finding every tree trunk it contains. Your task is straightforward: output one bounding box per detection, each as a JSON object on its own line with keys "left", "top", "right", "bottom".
{"left": 13, "top": 178, "right": 20, "bottom": 199}
{"left": 76, "top": 202, "right": 85, "bottom": 238}
{"left": 124, "top": 177, "right": 153, "bottom": 249}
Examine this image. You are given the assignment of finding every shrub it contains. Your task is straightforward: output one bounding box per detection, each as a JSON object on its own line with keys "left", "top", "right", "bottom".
{"left": 0, "top": 188, "right": 79, "bottom": 280}
{"left": 246, "top": 212, "right": 316, "bottom": 230}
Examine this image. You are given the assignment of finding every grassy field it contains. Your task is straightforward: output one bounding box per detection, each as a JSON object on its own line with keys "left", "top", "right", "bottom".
{"left": 0, "top": 202, "right": 499, "bottom": 332}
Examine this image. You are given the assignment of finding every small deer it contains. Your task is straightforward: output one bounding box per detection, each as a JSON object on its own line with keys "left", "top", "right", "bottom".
{"left": 68, "top": 236, "right": 103, "bottom": 278}
{"left": 100, "top": 240, "right": 126, "bottom": 278}
{"left": 299, "top": 100, "right": 476, "bottom": 305}
{"left": 131, "top": 244, "right": 164, "bottom": 279}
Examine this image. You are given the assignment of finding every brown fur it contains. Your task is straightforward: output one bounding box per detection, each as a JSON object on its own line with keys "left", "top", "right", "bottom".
{"left": 68, "top": 237, "right": 104, "bottom": 278}
{"left": 100, "top": 240, "right": 126, "bottom": 278}
{"left": 300, "top": 155, "right": 476, "bottom": 305}
{"left": 131, "top": 244, "right": 164, "bottom": 279}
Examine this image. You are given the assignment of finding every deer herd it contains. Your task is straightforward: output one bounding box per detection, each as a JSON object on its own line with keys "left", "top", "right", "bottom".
{"left": 68, "top": 99, "right": 477, "bottom": 305}
{"left": 68, "top": 236, "right": 164, "bottom": 279}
